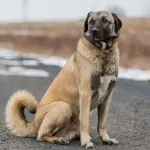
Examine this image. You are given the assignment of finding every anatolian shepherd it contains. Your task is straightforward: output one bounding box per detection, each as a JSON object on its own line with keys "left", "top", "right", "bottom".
{"left": 5, "top": 11, "right": 122, "bottom": 149}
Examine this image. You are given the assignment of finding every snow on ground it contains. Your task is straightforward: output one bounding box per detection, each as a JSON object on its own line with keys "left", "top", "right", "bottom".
{"left": 119, "top": 68, "right": 150, "bottom": 81}
{"left": 0, "top": 49, "right": 149, "bottom": 81}
{"left": 38, "top": 56, "right": 67, "bottom": 68}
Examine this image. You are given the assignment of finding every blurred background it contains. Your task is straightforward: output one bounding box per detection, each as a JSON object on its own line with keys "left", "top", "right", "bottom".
{"left": 0, "top": 0, "right": 150, "bottom": 70}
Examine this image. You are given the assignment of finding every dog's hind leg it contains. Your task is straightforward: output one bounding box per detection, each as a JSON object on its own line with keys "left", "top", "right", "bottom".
{"left": 37, "top": 101, "right": 72, "bottom": 144}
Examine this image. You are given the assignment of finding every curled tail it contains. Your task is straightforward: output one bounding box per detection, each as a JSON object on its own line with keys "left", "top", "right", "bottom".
{"left": 5, "top": 90, "right": 38, "bottom": 137}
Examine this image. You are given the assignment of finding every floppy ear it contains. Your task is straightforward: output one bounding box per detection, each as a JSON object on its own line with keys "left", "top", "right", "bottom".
{"left": 84, "top": 12, "right": 92, "bottom": 32}
{"left": 112, "top": 13, "right": 122, "bottom": 33}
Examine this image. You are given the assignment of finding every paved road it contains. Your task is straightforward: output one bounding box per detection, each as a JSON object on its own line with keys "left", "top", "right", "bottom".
{"left": 0, "top": 71, "right": 150, "bottom": 149}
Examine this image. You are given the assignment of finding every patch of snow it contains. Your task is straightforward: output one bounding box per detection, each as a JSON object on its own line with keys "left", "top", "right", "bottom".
{"left": 21, "top": 60, "right": 39, "bottom": 66}
{"left": 0, "top": 49, "right": 19, "bottom": 59}
{"left": 8, "top": 67, "right": 49, "bottom": 77}
{"left": 38, "top": 56, "right": 67, "bottom": 67}
{"left": 119, "top": 68, "right": 150, "bottom": 81}
{"left": 0, "top": 59, "right": 21, "bottom": 66}
{"left": 0, "top": 49, "right": 150, "bottom": 80}
{"left": 0, "top": 70, "right": 13, "bottom": 76}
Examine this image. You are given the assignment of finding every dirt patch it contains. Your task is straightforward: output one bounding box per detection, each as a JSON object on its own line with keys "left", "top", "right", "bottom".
{"left": 0, "top": 18, "right": 150, "bottom": 69}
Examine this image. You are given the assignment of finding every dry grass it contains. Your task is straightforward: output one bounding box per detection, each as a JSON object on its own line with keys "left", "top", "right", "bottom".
{"left": 0, "top": 18, "right": 150, "bottom": 69}
{"left": 0, "top": 22, "right": 82, "bottom": 58}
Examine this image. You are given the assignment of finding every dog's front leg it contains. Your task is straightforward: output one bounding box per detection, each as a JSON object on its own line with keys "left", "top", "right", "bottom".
{"left": 97, "top": 89, "right": 118, "bottom": 145}
{"left": 79, "top": 89, "right": 94, "bottom": 148}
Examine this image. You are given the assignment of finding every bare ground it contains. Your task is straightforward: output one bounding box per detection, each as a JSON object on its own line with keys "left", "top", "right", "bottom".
{"left": 0, "top": 75, "right": 150, "bottom": 150}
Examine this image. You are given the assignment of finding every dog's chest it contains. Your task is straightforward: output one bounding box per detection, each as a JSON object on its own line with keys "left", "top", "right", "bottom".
{"left": 90, "top": 74, "right": 116, "bottom": 110}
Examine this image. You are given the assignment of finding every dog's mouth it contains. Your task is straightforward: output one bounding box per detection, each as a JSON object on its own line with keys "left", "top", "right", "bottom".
{"left": 92, "top": 36, "right": 117, "bottom": 51}
{"left": 84, "top": 31, "right": 118, "bottom": 51}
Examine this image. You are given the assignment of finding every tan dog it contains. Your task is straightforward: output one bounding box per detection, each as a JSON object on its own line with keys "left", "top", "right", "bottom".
{"left": 5, "top": 11, "right": 122, "bottom": 149}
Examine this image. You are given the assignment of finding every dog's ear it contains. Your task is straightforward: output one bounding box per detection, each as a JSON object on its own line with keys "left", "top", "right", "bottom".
{"left": 112, "top": 13, "right": 122, "bottom": 33}
{"left": 84, "top": 12, "right": 92, "bottom": 32}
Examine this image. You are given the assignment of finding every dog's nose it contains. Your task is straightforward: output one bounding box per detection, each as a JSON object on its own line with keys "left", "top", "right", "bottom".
{"left": 91, "top": 28, "right": 100, "bottom": 34}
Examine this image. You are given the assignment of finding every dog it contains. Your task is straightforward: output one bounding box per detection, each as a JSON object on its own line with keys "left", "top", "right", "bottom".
{"left": 5, "top": 11, "right": 122, "bottom": 149}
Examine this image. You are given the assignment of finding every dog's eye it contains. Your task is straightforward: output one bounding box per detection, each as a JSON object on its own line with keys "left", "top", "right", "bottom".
{"left": 103, "top": 19, "right": 108, "bottom": 24}
{"left": 102, "top": 17, "right": 109, "bottom": 24}
{"left": 89, "top": 19, "right": 96, "bottom": 25}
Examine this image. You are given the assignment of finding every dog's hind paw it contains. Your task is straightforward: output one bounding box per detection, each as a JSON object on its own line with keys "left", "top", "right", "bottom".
{"left": 53, "top": 138, "right": 70, "bottom": 145}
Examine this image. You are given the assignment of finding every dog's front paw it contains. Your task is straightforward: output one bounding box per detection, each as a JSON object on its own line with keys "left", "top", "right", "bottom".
{"left": 81, "top": 135, "right": 94, "bottom": 149}
{"left": 99, "top": 130, "right": 118, "bottom": 145}
{"left": 101, "top": 137, "right": 118, "bottom": 145}
{"left": 82, "top": 141, "right": 94, "bottom": 149}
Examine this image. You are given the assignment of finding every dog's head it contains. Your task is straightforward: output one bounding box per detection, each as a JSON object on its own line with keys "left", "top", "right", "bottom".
{"left": 84, "top": 11, "right": 122, "bottom": 51}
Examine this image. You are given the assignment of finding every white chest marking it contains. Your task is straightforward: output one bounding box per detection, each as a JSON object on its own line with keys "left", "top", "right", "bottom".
{"left": 91, "top": 75, "right": 116, "bottom": 110}
{"left": 98, "top": 75, "right": 116, "bottom": 102}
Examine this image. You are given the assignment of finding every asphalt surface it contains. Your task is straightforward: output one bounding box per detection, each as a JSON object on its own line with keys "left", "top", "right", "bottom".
{"left": 0, "top": 68, "right": 150, "bottom": 150}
